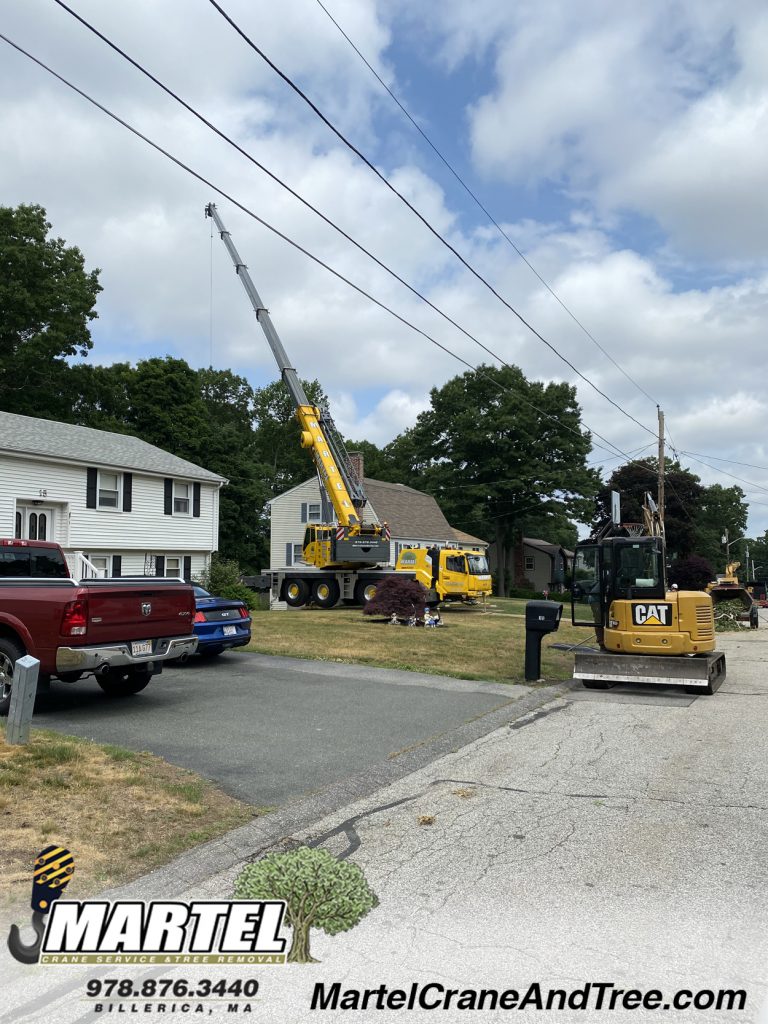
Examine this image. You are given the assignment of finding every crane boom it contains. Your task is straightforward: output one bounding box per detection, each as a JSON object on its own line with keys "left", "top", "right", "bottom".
{"left": 206, "top": 204, "right": 390, "bottom": 566}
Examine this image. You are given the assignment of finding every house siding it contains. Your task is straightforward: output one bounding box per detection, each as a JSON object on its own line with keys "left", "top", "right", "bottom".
{"left": 0, "top": 453, "right": 220, "bottom": 578}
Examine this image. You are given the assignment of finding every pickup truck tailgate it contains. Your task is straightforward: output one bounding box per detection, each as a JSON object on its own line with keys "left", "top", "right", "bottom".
{"left": 78, "top": 580, "right": 195, "bottom": 644}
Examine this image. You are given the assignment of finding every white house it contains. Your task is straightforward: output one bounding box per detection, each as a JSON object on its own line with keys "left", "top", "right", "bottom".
{"left": 0, "top": 411, "right": 226, "bottom": 580}
{"left": 269, "top": 455, "right": 484, "bottom": 568}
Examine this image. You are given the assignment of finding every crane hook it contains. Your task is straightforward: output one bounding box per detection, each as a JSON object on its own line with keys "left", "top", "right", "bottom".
{"left": 7, "top": 911, "right": 47, "bottom": 965}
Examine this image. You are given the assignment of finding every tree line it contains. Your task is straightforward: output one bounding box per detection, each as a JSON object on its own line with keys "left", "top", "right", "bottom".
{"left": 1, "top": 204, "right": 758, "bottom": 589}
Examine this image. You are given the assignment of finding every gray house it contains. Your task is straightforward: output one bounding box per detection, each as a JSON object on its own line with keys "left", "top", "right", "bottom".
{"left": 269, "top": 456, "right": 482, "bottom": 568}
{"left": 0, "top": 411, "right": 226, "bottom": 579}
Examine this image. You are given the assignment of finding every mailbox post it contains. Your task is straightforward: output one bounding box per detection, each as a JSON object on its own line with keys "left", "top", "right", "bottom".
{"left": 524, "top": 600, "right": 563, "bottom": 681}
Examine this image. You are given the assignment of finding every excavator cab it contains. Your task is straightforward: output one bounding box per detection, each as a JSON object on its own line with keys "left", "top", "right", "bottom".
{"left": 572, "top": 536, "right": 665, "bottom": 631}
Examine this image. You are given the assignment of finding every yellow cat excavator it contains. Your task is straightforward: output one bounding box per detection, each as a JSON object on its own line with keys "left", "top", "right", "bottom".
{"left": 571, "top": 495, "right": 726, "bottom": 694}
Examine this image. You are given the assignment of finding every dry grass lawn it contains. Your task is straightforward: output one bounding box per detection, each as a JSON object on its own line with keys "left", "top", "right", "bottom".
{"left": 0, "top": 730, "right": 258, "bottom": 911}
{"left": 245, "top": 597, "right": 588, "bottom": 684}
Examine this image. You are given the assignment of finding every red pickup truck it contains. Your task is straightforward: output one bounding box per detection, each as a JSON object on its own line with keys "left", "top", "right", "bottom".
{"left": 0, "top": 540, "right": 198, "bottom": 714}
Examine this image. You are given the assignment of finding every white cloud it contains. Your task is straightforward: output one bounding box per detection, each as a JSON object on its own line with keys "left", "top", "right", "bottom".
{"left": 3, "top": 0, "right": 768, "bottom": 539}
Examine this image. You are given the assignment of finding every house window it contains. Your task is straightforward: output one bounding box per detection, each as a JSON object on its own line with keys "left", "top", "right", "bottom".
{"left": 292, "top": 544, "right": 306, "bottom": 566}
{"left": 307, "top": 503, "right": 322, "bottom": 522}
{"left": 524, "top": 555, "right": 535, "bottom": 571}
{"left": 173, "top": 482, "right": 190, "bottom": 515}
{"left": 165, "top": 556, "right": 182, "bottom": 578}
{"left": 98, "top": 471, "right": 121, "bottom": 509}
{"left": 89, "top": 555, "right": 110, "bottom": 576}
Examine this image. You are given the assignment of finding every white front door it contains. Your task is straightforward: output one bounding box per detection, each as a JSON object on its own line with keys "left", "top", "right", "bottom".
{"left": 15, "top": 505, "right": 55, "bottom": 542}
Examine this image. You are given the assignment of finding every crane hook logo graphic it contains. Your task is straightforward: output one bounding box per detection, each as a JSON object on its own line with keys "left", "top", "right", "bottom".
{"left": 7, "top": 845, "right": 75, "bottom": 964}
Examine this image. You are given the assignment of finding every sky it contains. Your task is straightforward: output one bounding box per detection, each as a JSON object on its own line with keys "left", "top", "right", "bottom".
{"left": 2, "top": 0, "right": 768, "bottom": 547}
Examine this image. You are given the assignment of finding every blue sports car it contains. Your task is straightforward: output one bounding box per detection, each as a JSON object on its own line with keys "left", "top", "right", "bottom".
{"left": 192, "top": 586, "right": 252, "bottom": 657}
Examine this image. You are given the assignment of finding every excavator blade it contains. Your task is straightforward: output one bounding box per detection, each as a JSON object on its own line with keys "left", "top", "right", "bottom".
{"left": 574, "top": 650, "right": 726, "bottom": 695}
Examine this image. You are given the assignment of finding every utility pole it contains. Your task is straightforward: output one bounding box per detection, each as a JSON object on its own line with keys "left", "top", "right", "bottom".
{"left": 657, "top": 407, "right": 665, "bottom": 530}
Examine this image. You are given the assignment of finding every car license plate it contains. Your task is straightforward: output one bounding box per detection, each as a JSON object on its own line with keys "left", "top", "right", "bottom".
{"left": 131, "top": 640, "right": 153, "bottom": 657}
{"left": 223, "top": 625, "right": 237, "bottom": 636}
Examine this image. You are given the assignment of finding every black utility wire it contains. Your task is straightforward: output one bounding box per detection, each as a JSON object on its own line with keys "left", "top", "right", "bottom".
{"left": 313, "top": 0, "right": 660, "bottom": 409}
{"left": 0, "top": 30, "right": 646, "bottom": 470}
{"left": 49, "top": 0, "right": 556, "bottom": 386}
{"left": 207, "top": 0, "right": 658, "bottom": 441}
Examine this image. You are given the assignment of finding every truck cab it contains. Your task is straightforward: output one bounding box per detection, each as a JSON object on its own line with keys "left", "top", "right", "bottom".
{"left": 395, "top": 547, "right": 492, "bottom": 603}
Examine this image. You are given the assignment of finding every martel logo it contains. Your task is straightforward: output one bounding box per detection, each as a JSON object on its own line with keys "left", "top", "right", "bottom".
{"left": 141, "top": 602, "right": 152, "bottom": 616}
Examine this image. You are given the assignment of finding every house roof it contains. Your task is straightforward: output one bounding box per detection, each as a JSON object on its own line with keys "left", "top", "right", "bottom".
{"left": 0, "top": 411, "right": 226, "bottom": 483}
{"left": 523, "top": 537, "right": 574, "bottom": 559}
{"left": 451, "top": 527, "right": 488, "bottom": 548}
{"left": 362, "top": 479, "right": 455, "bottom": 540}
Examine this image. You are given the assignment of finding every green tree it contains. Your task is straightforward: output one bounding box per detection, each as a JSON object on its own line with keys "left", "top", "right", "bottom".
{"left": 0, "top": 204, "right": 101, "bottom": 419}
{"left": 695, "top": 483, "right": 748, "bottom": 568}
{"left": 252, "top": 378, "right": 329, "bottom": 498}
{"left": 386, "top": 365, "right": 596, "bottom": 596}
{"left": 72, "top": 357, "right": 271, "bottom": 571}
{"left": 234, "top": 846, "right": 378, "bottom": 963}
{"left": 594, "top": 459, "right": 703, "bottom": 558}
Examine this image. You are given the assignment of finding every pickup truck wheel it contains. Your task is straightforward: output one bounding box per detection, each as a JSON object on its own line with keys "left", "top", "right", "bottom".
{"left": 97, "top": 668, "right": 152, "bottom": 697}
{"left": 0, "top": 636, "right": 25, "bottom": 716}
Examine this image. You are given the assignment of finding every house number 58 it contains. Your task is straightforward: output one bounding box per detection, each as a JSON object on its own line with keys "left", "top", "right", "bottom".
{"left": 38, "top": 489, "right": 47, "bottom": 497}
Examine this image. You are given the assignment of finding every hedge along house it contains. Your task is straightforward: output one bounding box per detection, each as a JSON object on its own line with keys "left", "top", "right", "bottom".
{"left": 269, "top": 455, "right": 475, "bottom": 569}
{"left": 0, "top": 411, "right": 226, "bottom": 580}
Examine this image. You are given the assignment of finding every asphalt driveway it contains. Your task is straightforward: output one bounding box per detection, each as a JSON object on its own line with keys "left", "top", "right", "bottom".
{"left": 32, "top": 652, "right": 516, "bottom": 807}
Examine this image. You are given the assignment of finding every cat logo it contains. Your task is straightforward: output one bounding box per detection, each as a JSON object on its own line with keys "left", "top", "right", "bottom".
{"left": 632, "top": 603, "right": 672, "bottom": 626}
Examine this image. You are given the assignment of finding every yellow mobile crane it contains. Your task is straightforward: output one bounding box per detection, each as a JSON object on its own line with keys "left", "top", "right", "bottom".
{"left": 206, "top": 204, "right": 491, "bottom": 608}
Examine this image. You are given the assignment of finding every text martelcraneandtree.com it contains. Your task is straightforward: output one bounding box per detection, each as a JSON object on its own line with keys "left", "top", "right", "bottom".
{"left": 310, "top": 982, "right": 748, "bottom": 1013}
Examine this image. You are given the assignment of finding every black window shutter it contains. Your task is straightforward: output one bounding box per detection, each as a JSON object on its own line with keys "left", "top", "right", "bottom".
{"left": 300, "top": 502, "right": 308, "bottom": 523}
{"left": 192, "top": 482, "right": 201, "bottom": 518}
{"left": 155, "top": 555, "right": 165, "bottom": 577}
{"left": 285, "top": 543, "right": 293, "bottom": 566}
{"left": 163, "top": 479, "right": 173, "bottom": 515}
{"left": 122, "top": 473, "right": 132, "bottom": 512}
{"left": 86, "top": 468, "right": 97, "bottom": 508}
{"left": 183, "top": 555, "right": 192, "bottom": 582}
{"left": 112, "top": 555, "right": 122, "bottom": 577}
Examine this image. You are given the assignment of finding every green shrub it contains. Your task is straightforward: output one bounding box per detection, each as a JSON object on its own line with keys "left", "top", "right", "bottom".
{"left": 196, "top": 554, "right": 257, "bottom": 610}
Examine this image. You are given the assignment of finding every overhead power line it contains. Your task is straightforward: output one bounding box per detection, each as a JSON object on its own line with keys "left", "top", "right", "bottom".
{"left": 312, "top": 0, "right": 660, "bottom": 410}
{"left": 206, "top": 0, "right": 658, "bottom": 442}
{"left": 0, "top": 29, "right": 650, "bottom": 472}
{"left": 48, "top": 0, "right": 579, "bottom": 395}
{"left": 4, "top": 28, "right": 753, "bottom": 522}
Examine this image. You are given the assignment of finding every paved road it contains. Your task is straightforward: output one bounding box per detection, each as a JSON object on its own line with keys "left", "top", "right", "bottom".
{"left": 33, "top": 652, "right": 517, "bottom": 807}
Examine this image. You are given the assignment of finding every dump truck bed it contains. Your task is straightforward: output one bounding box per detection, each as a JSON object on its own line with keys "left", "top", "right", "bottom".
{"left": 573, "top": 650, "right": 727, "bottom": 694}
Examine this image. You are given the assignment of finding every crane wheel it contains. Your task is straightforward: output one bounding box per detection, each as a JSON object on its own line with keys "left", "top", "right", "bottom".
{"left": 284, "top": 579, "right": 309, "bottom": 607}
{"left": 312, "top": 579, "right": 340, "bottom": 609}
{"left": 354, "top": 580, "right": 378, "bottom": 606}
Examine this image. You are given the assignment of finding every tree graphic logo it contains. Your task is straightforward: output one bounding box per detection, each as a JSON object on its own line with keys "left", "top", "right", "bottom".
{"left": 234, "top": 846, "right": 378, "bottom": 964}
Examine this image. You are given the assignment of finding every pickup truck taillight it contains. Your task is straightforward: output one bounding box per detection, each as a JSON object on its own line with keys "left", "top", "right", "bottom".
{"left": 61, "top": 598, "right": 88, "bottom": 636}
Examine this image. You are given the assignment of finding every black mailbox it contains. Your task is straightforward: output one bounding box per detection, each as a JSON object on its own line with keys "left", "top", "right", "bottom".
{"left": 524, "top": 600, "right": 563, "bottom": 681}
